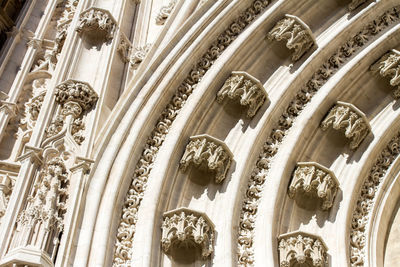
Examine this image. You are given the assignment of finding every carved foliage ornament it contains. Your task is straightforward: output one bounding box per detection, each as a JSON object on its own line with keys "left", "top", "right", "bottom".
{"left": 217, "top": 71, "right": 268, "bottom": 117}
{"left": 155, "top": 0, "right": 177, "bottom": 25}
{"left": 161, "top": 208, "right": 215, "bottom": 259}
{"left": 370, "top": 49, "right": 400, "bottom": 98}
{"left": 320, "top": 101, "right": 370, "bottom": 150}
{"left": 76, "top": 7, "right": 117, "bottom": 41}
{"left": 180, "top": 134, "right": 233, "bottom": 183}
{"left": 267, "top": 14, "right": 316, "bottom": 61}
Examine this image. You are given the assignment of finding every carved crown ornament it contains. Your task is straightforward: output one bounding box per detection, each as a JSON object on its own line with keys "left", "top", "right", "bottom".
{"left": 217, "top": 71, "right": 268, "bottom": 117}
{"left": 267, "top": 14, "right": 316, "bottom": 61}
{"left": 320, "top": 101, "right": 370, "bottom": 150}
{"left": 278, "top": 231, "right": 328, "bottom": 267}
{"left": 370, "top": 49, "right": 400, "bottom": 98}
{"left": 76, "top": 7, "right": 117, "bottom": 42}
{"left": 161, "top": 207, "right": 215, "bottom": 259}
{"left": 289, "top": 162, "right": 339, "bottom": 210}
{"left": 180, "top": 134, "right": 233, "bottom": 183}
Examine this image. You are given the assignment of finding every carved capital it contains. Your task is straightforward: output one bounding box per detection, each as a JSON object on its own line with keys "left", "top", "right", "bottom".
{"left": 349, "top": 0, "right": 367, "bottom": 11}
{"left": 278, "top": 231, "right": 328, "bottom": 267}
{"left": 217, "top": 71, "right": 268, "bottom": 117}
{"left": 156, "top": 0, "right": 177, "bottom": 25}
{"left": 76, "top": 7, "right": 117, "bottom": 41}
{"left": 320, "top": 101, "right": 370, "bottom": 149}
{"left": 370, "top": 49, "right": 400, "bottom": 98}
{"left": 161, "top": 207, "right": 215, "bottom": 259}
{"left": 0, "top": 101, "right": 17, "bottom": 117}
{"left": 289, "top": 162, "right": 339, "bottom": 210}
{"left": 180, "top": 134, "right": 233, "bottom": 183}
{"left": 268, "top": 14, "right": 316, "bottom": 61}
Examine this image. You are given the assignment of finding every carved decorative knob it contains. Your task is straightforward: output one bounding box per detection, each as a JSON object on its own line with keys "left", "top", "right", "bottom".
{"left": 76, "top": 7, "right": 117, "bottom": 42}
{"left": 370, "top": 49, "right": 400, "bottom": 98}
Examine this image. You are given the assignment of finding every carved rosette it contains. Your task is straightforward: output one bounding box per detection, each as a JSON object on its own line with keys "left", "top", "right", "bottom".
{"left": 161, "top": 208, "right": 215, "bottom": 259}
{"left": 289, "top": 162, "right": 339, "bottom": 210}
{"left": 76, "top": 7, "right": 117, "bottom": 41}
{"left": 320, "top": 101, "right": 370, "bottom": 150}
{"left": 278, "top": 231, "right": 327, "bottom": 267}
{"left": 349, "top": 0, "right": 367, "bottom": 11}
{"left": 217, "top": 71, "right": 268, "bottom": 117}
{"left": 370, "top": 49, "right": 400, "bottom": 98}
{"left": 267, "top": 14, "right": 316, "bottom": 61}
{"left": 180, "top": 134, "right": 233, "bottom": 183}
{"left": 155, "top": 0, "right": 177, "bottom": 25}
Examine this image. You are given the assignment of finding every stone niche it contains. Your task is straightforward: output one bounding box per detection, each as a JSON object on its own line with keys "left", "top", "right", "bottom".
{"left": 180, "top": 134, "right": 233, "bottom": 183}
{"left": 278, "top": 231, "right": 328, "bottom": 267}
{"left": 370, "top": 49, "right": 400, "bottom": 98}
{"left": 320, "top": 101, "right": 370, "bottom": 150}
{"left": 216, "top": 71, "right": 268, "bottom": 118}
{"left": 289, "top": 162, "right": 339, "bottom": 211}
{"left": 161, "top": 207, "right": 215, "bottom": 261}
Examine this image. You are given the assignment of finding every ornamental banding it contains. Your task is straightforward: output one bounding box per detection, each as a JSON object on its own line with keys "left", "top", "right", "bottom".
{"left": 161, "top": 208, "right": 214, "bottom": 260}
{"left": 216, "top": 71, "right": 268, "bottom": 118}
{"left": 289, "top": 162, "right": 339, "bottom": 211}
{"left": 267, "top": 14, "right": 316, "bottom": 62}
{"left": 76, "top": 7, "right": 117, "bottom": 42}
{"left": 370, "top": 49, "right": 400, "bottom": 98}
{"left": 278, "top": 231, "right": 328, "bottom": 267}
{"left": 180, "top": 134, "right": 233, "bottom": 183}
{"left": 320, "top": 101, "right": 370, "bottom": 150}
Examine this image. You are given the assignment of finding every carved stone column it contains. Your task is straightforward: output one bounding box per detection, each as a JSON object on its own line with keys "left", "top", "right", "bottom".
{"left": 76, "top": 7, "right": 117, "bottom": 42}
{"left": 161, "top": 207, "right": 215, "bottom": 259}
{"left": 217, "top": 71, "right": 268, "bottom": 118}
{"left": 370, "top": 49, "right": 400, "bottom": 98}
{"left": 267, "top": 14, "right": 316, "bottom": 61}
{"left": 278, "top": 231, "right": 328, "bottom": 267}
{"left": 180, "top": 134, "right": 233, "bottom": 183}
{"left": 320, "top": 101, "right": 370, "bottom": 150}
{"left": 289, "top": 162, "right": 339, "bottom": 210}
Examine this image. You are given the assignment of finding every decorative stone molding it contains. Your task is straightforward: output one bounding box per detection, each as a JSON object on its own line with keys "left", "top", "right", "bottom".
{"left": 370, "top": 49, "right": 400, "bottom": 98}
{"left": 76, "top": 7, "right": 117, "bottom": 42}
{"left": 349, "top": 0, "right": 367, "bottom": 11}
{"left": 278, "top": 231, "right": 328, "bottom": 267}
{"left": 130, "top": 44, "right": 151, "bottom": 70}
{"left": 180, "top": 134, "right": 233, "bottom": 183}
{"left": 320, "top": 101, "right": 370, "bottom": 150}
{"left": 216, "top": 71, "right": 268, "bottom": 117}
{"left": 267, "top": 14, "right": 316, "bottom": 61}
{"left": 289, "top": 162, "right": 338, "bottom": 210}
{"left": 161, "top": 207, "right": 215, "bottom": 259}
{"left": 155, "top": 0, "right": 177, "bottom": 25}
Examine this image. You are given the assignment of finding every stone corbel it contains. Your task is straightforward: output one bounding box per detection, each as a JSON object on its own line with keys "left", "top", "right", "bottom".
{"left": 320, "top": 101, "right": 370, "bottom": 149}
{"left": 267, "top": 14, "right": 316, "bottom": 61}
{"left": 217, "top": 71, "right": 268, "bottom": 117}
{"left": 349, "top": 0, "right": 367, "bottom": 11}
{"left": 76, "top": 7, "right": 117, "bottom": 42}
{"left": 180, "top": 134, "right": 233, "bottom": 183}
{"left": 370, "top": 49, "right": 400, "bottom": 98}
{"left": 161, "top": 207, "right": 215, "bottom": 259}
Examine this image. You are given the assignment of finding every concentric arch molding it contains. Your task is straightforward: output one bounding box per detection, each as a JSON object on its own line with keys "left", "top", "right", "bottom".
{"left": 237, "top": 6, "right": 400, "bottom": 266}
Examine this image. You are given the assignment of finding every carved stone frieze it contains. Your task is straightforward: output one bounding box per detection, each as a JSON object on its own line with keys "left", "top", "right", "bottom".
{"left": 130, "top": 44, "right": 151, "bottom": 70}
{"left": 289, "top": 162, "right": 338, "bottom": 210}
{"left": 349, "top": 0, "right": 367, "bottom": 11}
{"left": 278, "top": 231, "right": 328, "bottom": 267}
{"left": 161, "top": 208, "right": 214, "bottom": 259}
{"left": 370, "top": 49, "right": 400, "bottom": 98}
{"left": 267, "top": 14, "right": 316, "bottom": 61}
{"left": 76, "top": 7, "right": 117, "bottom": 41}
{"left": 155, "top": 0, "right": 177, "bottom": 25}
{"left": 180, "top": 134, "right": 233, "bottom": 183}
{"left": 216, "top": 71, "right": 268, "bottom": 117}
{"left": 320, "top": 101, "right": 370, "bottom": 150}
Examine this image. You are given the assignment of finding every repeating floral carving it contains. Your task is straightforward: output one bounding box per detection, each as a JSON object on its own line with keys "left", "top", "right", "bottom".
{"left": 267, "top": 14, "right": 315, "bottom": 61}
{"left": 320, "top": 101, "right": 370, "bottom": 150}
{"left": 112, "top": 1, "right": 271, "bottom": 265}
{"left": 130, "top": 43, "right": 151, "bottom": 70}
{"left": 370, "top": 49, "right": 400, "bottom": 98}
{"left": 289, "top": 162, "right": 338, "bottom": 210}
{"left": 349, "top": 0, "right": 367, "bottom": 11}
{"left": 237, "top": 7, "right": 400, "bottom": 266}
{"left": 155, "top": 0, "right": 177, "bottom": 25}
{"left": 180, "top": 134, "right": 233, "bottom": 183}
{"left": 216, "top": 71, "right": 268, "bottom": 117}
{"left": 278, "top": 231, "right": 327, "bottom": 267}
{"left": 76, "top": 7, "right": 117, "bottom": 41}
{"left": 161, "top": 208, "right": 215, "bottom": 259}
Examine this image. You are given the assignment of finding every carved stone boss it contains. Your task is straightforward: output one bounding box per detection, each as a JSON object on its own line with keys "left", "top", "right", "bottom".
{"left": 268, "top": 14, "right": 316, "bottom": 62}
{"left": 217, "top": 71, "right": 268, "bottom": 117}
{"left": 278, "top": 231, "right": 327, "bottom": 267}
{"left": 370, "top": 49, "right": 400, "bottom": 98}
{"left": 320, "top": 101, "right": 370, "bottom": 150}
{"left": 161, "top": 207, "right": 215, "bottom": 259}
{"left": 289, "top": 162, "right": 339, "bottom": 210}
{"left": 180, "top": 134, "right": 233, "bottom": 183}
{"left": 76, "top": 7, "right": 117, "bottom": 41}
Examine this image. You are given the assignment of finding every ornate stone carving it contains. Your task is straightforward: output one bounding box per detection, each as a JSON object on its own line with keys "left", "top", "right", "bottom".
{"left": 155, "top": 0, "right": 177, "bottom": 25}
{"left": 76, "top": 7, "right": 117, "bottom": 41}
{"left": 370, "top": 49, "right": 400, "bottom": 98}
{"left": 180, "top": 134, "right": 233, "bottom": 183}
{"left": 320, "top": 101, "right": 370, "bottom": 150}
{"left": 289, "top": 162, "right": 338, "bottom": 210}
{"left": 237, "top": 7, "right": 400, "bottom": 266}
{"left": 117, "top": 33, "right": 132, "bottom": 63}
{"left": 0, "top": 174, "right": 12, "bottom": 219}
{"left": 267, "top": 14, "right": 316, "bottom": 61}
{"left": 216, "top": 71, "right": 267, "bottom": 117}
{"left": 278, "top": 231, "right": 328, "bottom": 267}
{"left": 0, "top": 101, "right": 17, "bottom": 117}
{"left": 161, "top": 208, "right": 214, "bottom": 259}
{"left": 349, "top": 0, "right": 367, "bottom": 11}
{"left": 112, "top": 1, "right": 271, "bottom": 265}
{"left": 130, "top": 44, "right": 151, "bottom": 70}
